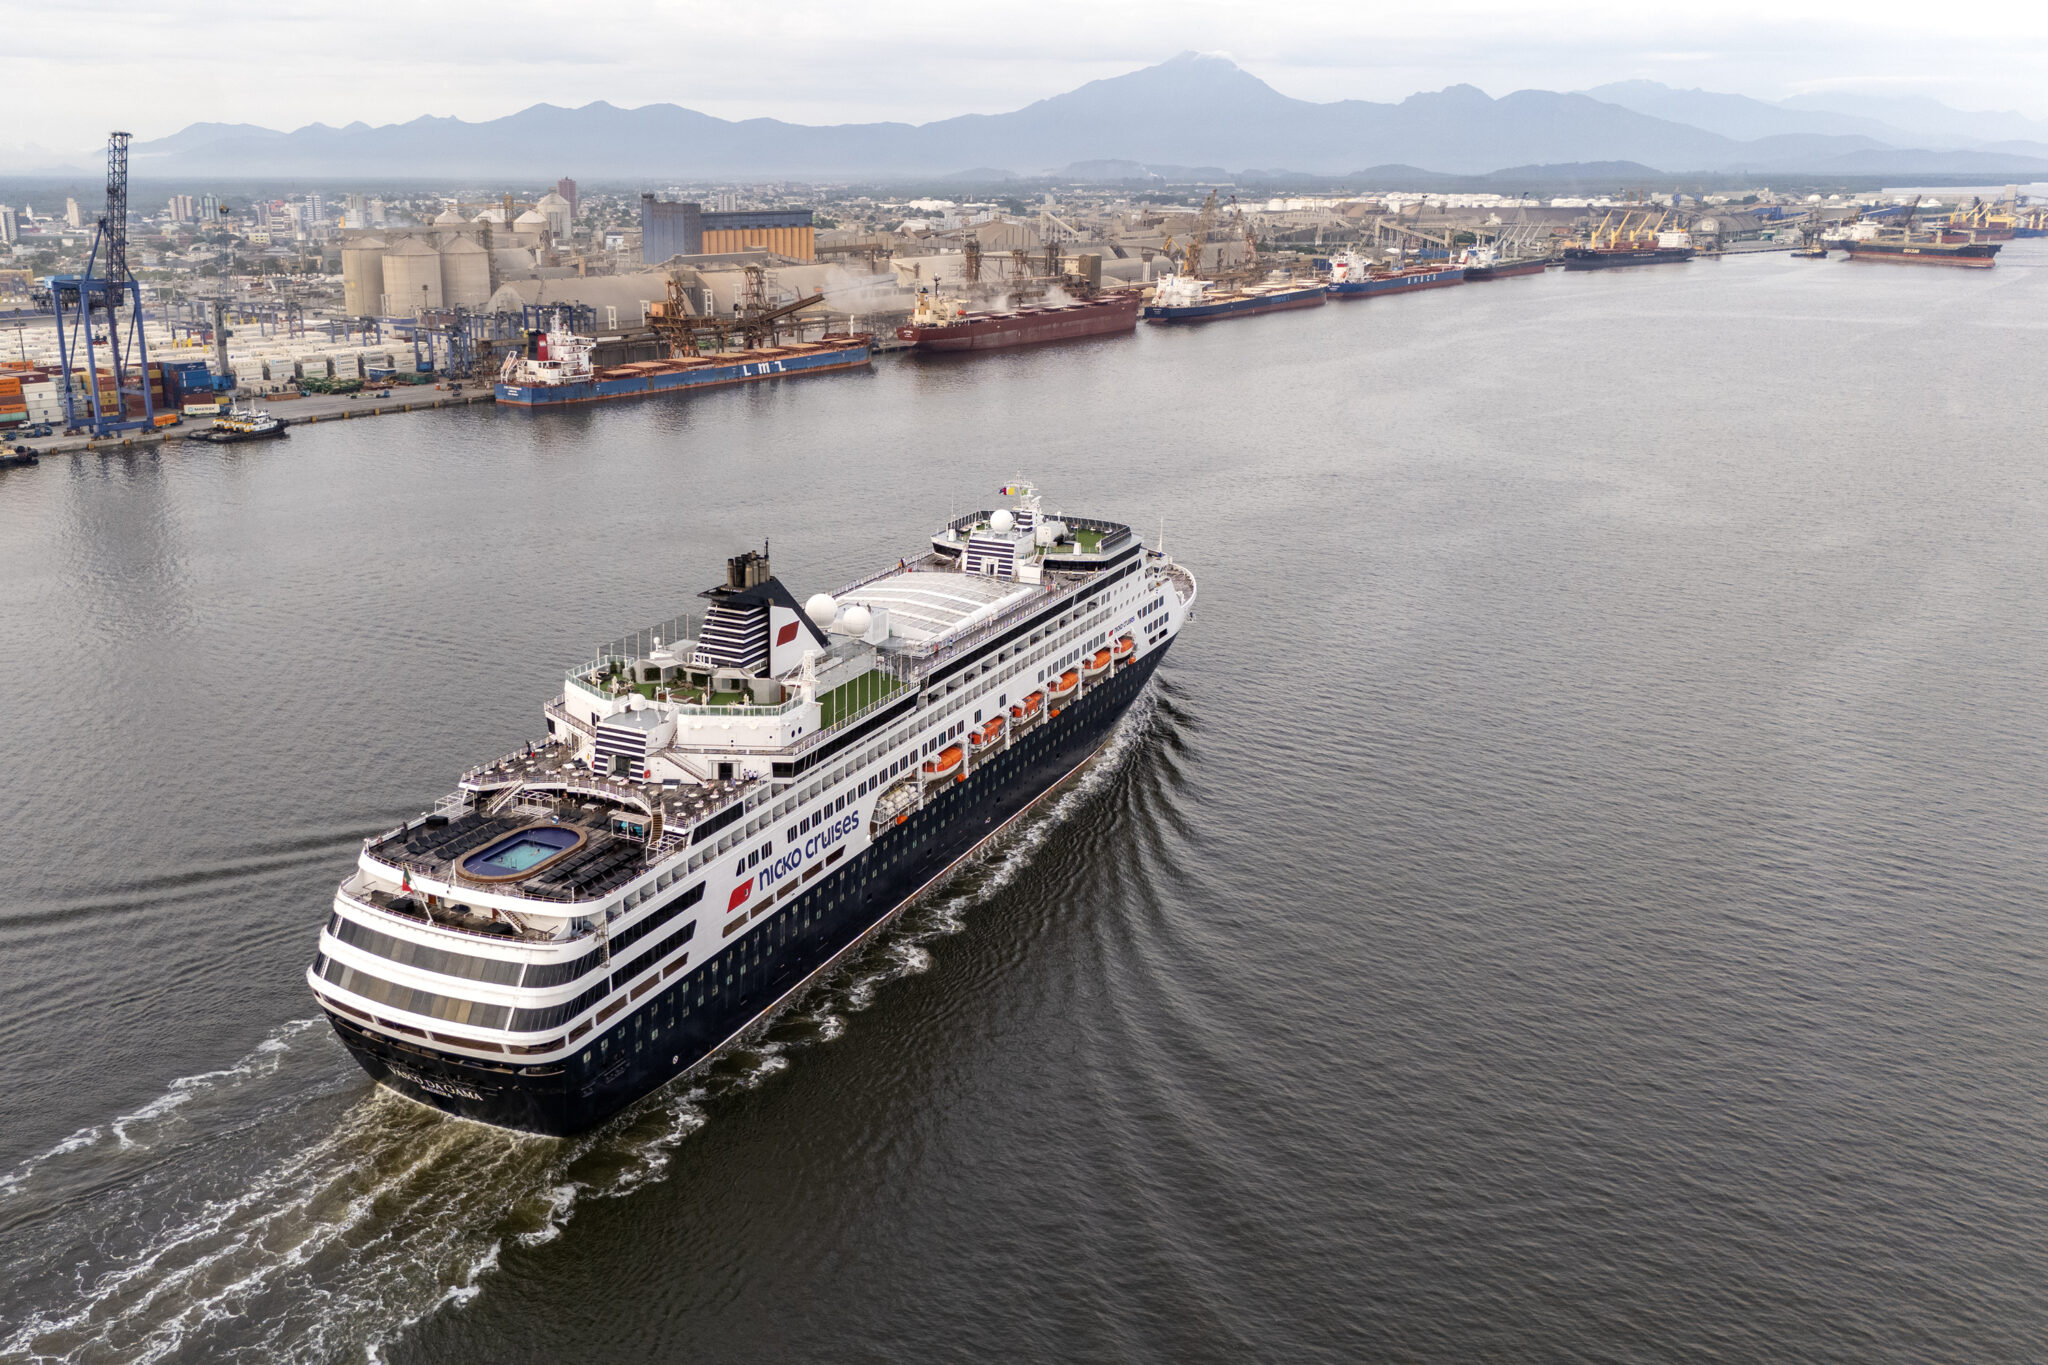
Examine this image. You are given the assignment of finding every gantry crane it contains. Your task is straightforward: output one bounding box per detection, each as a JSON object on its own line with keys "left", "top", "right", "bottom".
{"left": 51, "top": 132, "right": 156, "bottom": 436}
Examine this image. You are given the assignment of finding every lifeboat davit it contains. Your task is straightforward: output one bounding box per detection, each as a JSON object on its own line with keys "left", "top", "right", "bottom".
{"left": 1113, "top": 635, "right": 1136, "bottom": 663}
{"left": 922, "top": 744, "right": 964, "bottom": 781}
{"left": 1048, "top": 670, "right": 1079, "bottom": 701}
{"left": 1081, "top": 648, "right": 1113, "bottom": 679}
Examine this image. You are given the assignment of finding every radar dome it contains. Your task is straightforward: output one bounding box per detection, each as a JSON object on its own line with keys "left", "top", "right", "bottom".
{"left": 805, "top": 593, "right": 838, "bottom": 627}
{"left": 990, "top": 509, "right": 1015, "bottom": 534}
{"left": 842, "top": 605, "right": 873, "bottom": 635}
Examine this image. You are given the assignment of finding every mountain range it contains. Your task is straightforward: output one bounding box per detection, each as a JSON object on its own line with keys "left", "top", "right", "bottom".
{"left": 22, "top": 54, "right": 2048, "bottom": 183}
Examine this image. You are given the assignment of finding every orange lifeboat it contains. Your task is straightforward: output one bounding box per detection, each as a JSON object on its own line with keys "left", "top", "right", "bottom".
{"left": 1081, "top": 647, "right": 1113, "bottom": 679}
{"left": 970, "top": 714, "right": 1005, "bottom": 746}
{"left": 1048, "top": 670, "right": 1079, "bottom": 701}
{"left": 1113, "top": 635, "right": 1136, "bottom": 663}
{"left": 921, "top": 744, "right": 964, "bottom": 780}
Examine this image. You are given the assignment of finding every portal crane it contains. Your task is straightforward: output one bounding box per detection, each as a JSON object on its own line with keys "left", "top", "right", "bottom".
{"left": 649, "top": 268, "right": 825, "bottom": 356}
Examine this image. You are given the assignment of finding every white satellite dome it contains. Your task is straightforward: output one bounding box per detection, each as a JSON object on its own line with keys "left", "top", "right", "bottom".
{"left": 805, "top": 593, "right": 838, "bottom": 627}
{"left": 990, "top": 509, "right": 1015, "bottom": 534}
{"left": 842, "top": 605, "right": 872, "bottom": 635}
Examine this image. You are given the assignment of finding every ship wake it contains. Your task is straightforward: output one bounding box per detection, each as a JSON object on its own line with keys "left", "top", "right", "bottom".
{"left": 0, "top": 685, "right": 1173, "bottom": 1364}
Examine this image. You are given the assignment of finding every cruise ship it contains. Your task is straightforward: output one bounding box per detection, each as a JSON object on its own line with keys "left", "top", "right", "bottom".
{"left": 307, "top": 486, "right": 1196, "bottom": 1134}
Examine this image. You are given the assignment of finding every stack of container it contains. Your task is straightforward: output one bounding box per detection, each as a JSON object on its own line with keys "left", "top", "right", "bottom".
{"left": 0, "top": 373, "right": 26, "bottom": 430}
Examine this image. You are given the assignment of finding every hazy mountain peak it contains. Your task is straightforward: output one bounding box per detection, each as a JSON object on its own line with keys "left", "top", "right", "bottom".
{"left": 97, "top": 56, "right": 2048, "bottom": 182}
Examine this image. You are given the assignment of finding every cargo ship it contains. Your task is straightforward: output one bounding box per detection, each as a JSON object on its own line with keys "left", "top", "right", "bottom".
{"left": 1326, "top": 251, "right": 1465, "bottom": 298}
{"left": 1142, "top": 273, "right": 1326, "bottom": 324}
{"left": 1841, "top": 228, "right": 2000, "bottom": 269}
{"left": 497, "top": 316, "right": 871, "bottom": 408}
{"left": 306, "top": 483, "right": 1196, "bottom": 1134}
{"left": 1561, "top": 210, "right": 1696, "bottom": 270}
{"left": 1457, "top": 245, "right": 1548, "bottom": 281}
{"left": 896, "top": 288, "right": 1140, "bottom": 351}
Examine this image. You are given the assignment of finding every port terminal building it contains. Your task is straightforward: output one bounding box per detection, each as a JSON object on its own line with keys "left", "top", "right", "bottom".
{"left": 641, "top": 196, "right": 816, "bottom": 262}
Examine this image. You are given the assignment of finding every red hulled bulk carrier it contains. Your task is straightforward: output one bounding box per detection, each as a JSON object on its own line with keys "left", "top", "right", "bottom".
{"left": 896, "top": 290, "right": 1141, "bottom": 351}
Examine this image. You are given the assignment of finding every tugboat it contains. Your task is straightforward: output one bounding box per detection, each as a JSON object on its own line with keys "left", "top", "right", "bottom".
{"left": 305, "top": 482, "right": 1197, "bottom": 1134}
{"left": 187, "top": 407, "right": 289, "bottom": 444}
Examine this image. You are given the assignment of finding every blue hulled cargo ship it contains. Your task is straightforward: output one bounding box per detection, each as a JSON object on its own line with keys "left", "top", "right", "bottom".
{"left": 1142, "top": 275, "right": 1326, "bottom": 324}
{"left": 1325, "top": 251, "right": 1467, "bottom": 298}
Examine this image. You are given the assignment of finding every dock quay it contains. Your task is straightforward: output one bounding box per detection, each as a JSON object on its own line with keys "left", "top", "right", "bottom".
{"left": 22, "top": 388, "right": 495, "bottom": 456}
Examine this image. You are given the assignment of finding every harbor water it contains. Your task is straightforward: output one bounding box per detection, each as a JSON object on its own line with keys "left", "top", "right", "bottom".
{"left": 3, "top": 247, "right": 2047, "bottom": 1362}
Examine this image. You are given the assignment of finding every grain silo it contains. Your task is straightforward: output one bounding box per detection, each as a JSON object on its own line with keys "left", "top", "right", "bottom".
{"left": 439, "top": 235, "right": 492, "bottom": 308}
{"left": 340, "top": 235, "right": 386, "bottom": 316}
{"left": 537, "top": 191, "right": 572, "bottom": 239}
{"left": 381, "top": 236, "right": 443, "bottom": 314}
{"left": 513, "top": 209, "right": 551, "bottom": 247}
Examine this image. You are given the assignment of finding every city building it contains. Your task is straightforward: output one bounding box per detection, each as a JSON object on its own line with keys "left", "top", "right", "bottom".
{"left": 200, "top": 193, "right": 219, "bottom": 223}
{"left": 0, "top": 206, "right": 17, "bottom": 244}
{"left": 65, "top": 198, "right": 82, "bottom": 228}
{"left": 556, "top": 177, "right": 578, "bottom": 220}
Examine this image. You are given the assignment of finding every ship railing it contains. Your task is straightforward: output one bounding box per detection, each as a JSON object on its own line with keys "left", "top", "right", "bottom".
{"left": 566, "top": 669, "right": 806, "bottom": 719}
{"left": 543, "top": 699, "right": 594, "bottom": 739}
{"left": 783, "top": 663, "right": 921, "bottom": 757}
{"left": 458, "top": 737, "right": 577, "bottom": 788}
{"left": 337, "top": 879, "right": 579, "bottom": 946}
{"left": 568, "top": 616, "right": 695, "bottom": 680}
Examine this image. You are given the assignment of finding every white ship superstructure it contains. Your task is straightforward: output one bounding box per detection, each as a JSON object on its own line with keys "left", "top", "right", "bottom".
{"left": 307, "top": 484, "right": 1195, "bottom": 1132}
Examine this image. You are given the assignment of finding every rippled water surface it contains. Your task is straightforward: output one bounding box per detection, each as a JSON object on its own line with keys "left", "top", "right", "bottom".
{"left": 3, "top": 249, "right": 2047, "bottom": 1363}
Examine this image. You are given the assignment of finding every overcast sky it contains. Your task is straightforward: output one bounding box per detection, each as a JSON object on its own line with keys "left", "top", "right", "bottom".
{"left": 5, "top": 0, "right": 2045, "bottom": 150}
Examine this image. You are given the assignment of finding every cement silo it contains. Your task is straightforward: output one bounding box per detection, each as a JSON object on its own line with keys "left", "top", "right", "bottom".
{"left": 340, "top": 235, "right": 386, "bottom": 316}
{"left": 381, "top": 236, "right": 443, "bottom": 314}
{"left": 439, "top": 235, "right": 492, "bottom": 308}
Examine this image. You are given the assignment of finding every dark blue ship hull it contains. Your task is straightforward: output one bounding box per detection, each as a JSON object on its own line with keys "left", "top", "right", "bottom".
{"left": 1142, "top": 285, "right": 1325, "bottom": 324}
{"left": 1327, "top": 267, "right": 1465, "bottom": 297}
{"left": 323, "top": 646, "right": 1169, "bottom": 1135}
